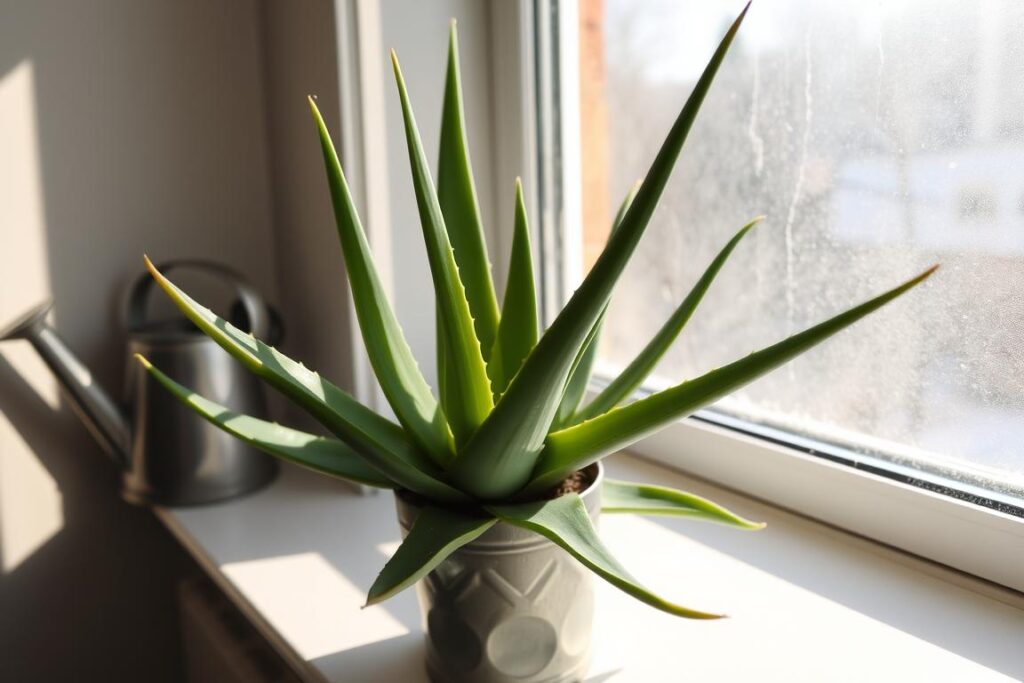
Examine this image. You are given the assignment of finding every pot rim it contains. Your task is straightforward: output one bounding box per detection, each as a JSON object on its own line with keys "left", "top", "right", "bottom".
{"left": 391, "top": 458, "right": 598, "bottom": 548}
{"left": 396, "top": 461, "right": 604, "bottom": 510}
{"left": 396, "top": 461, "right": 604, "bottom": 552}
{"left": 577, "top": 460, "right": 604, "bottom": 502}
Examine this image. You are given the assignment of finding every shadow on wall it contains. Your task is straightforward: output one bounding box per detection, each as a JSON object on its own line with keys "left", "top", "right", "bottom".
{"left": 0, "top": 0, "right": 281, "bottom": 679}
{"left": 0, "top": 356, "right": 192, "bottom": 681}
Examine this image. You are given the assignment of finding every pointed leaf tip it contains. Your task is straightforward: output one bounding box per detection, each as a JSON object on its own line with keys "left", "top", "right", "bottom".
{"left": 601, "top": 479, "right": 766, "bottom": 530}
{"left": 487, "top": 178, "right": 538, "bottom": 397}
{"left": 366, "top": 506, "right": 497, "bottom": 605}
{"left": 902, "top": 263, "right": 939, "bottom": 289}
{"left": 488, "top": 495, "right": 726, "bottom": 619}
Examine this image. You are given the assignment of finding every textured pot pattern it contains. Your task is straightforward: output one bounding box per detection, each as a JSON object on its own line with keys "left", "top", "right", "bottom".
{"left": 395, "top": 464, "right": 603, "bottom": 683}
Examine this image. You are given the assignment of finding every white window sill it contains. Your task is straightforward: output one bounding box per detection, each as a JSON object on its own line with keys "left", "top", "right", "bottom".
{"left": 155, "top": 454, "right": 1024, "bottom": 682}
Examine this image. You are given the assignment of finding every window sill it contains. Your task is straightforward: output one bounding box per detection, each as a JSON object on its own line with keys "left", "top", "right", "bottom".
{"left": 628, "top": 411, "right": 1024, "bottom": 593}
{"left": 155, "top": 454, "right": 1024, "bottom": 682}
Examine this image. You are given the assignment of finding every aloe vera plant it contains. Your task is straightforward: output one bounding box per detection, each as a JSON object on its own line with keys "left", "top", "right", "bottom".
{"left": 137, "top": 5, "right": 936, "bottom": 620}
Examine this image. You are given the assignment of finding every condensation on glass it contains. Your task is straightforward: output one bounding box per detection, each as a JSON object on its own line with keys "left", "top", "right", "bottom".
{"left": 575, "top": 0, "right": 1024, "bottom": 493}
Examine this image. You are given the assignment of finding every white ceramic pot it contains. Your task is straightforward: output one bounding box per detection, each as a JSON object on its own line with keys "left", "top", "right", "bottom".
{"left": 394, "top": 463, "right": 603, "bottom": 683}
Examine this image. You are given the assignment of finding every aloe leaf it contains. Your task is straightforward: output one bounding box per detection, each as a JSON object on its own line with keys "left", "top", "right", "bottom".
{"left": 365, "top": 506, "right": 497, "bottom": 606}
{"left": 436, "top": 314, "right": 455, "bottom": 439}
{"left": 391, "top": 52, "right": 494, "bottom": 447}
{"left": 143, "top": 258, "right": 470, "bottom": 503}
{"left": 448, "top": 7, "right": 749, "bottom": 500}
{"left": 487, "top": 494, "right": 723, "bottom": 619}
{"left": 309, "top": 98, "right": 455, "bottom": 468}
{"left": 554, "top": 312, "right": 606, "bottom": 428}
{"left": 572, "top": 217, "right": 762, "bottom": 425}
{"left": 489, "top": 179, "right": 538, "bottom": 396}
{"left": 602, "top": 479, "right": 764, "bottom": 530}
{"left": 136, "top": 355, "right": 394, "bottom": 489}
{"left": 437, "top": 21, "right": 500, "bottom": 366}
{"left": 526, "top": 265, "right": 939, "bottom": 494}
{"left": 556, "top": 182, "right": 641, "bottom": 426}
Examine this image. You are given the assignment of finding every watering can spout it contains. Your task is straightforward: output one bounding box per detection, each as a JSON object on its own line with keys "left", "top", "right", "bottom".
{"left": 2, "top": 263, "right": 279, "bottom": 507}
{"left": 0, "top": 300, "right": 131, "bottom": 466}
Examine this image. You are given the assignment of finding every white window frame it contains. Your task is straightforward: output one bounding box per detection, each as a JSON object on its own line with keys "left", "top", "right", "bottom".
{"left": 508, "top": 0, "right": 1024, "bottom": 593}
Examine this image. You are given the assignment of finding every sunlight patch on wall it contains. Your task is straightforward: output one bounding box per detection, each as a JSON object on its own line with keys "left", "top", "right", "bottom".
{"left": 0, "top": 420, "right": 63, "bottom": 573}
{"left": 0, "top": 59, "right": 65, "bottom": 574}
{"left": 222, "top": 552, "right": 408, "bottom": 660}
{"left": 1, "top": 58, "right": 57, "bottom": 409}
{"left": 1, "top": 59, "right": 52, "bottom": 328}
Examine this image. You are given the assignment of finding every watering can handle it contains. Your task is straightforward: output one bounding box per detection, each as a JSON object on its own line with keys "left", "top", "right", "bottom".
{"left": 126, "top": 260, "right": 271, "bottom": 339}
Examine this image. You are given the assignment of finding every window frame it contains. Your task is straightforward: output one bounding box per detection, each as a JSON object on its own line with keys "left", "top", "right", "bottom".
{"left": 334, "top": 0, "right": 1024, "bottom": 592}
{"left": 512, "top": 0, "right": 1024, "bottom": 592}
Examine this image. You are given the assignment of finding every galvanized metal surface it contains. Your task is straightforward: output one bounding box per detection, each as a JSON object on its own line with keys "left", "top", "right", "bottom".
{"left": 0, "top": 261, "right": 278, "bottom": 506}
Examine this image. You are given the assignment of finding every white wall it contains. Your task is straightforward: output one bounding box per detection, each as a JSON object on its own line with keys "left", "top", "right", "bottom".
{"left": 0, "top": 1, "right": 278, "bottom": 679}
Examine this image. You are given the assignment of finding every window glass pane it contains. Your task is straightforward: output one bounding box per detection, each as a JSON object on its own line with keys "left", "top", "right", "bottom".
{"left": 576, "top": 0, "right": 1024, "bottom": 494}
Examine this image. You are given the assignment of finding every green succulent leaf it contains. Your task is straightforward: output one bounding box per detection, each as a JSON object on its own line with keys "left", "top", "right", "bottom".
{"left": 143, "top": 258, "right": 469, "bottom": 503}
{"left": 526, "top": 265, "right": 939, "bottom": 494}
{"left": 136, "top": 355, "right": 393, "bottom": 489}
{"left": 448, "top": 6, "right": 750, "bottom": 500}
{"left": 391, "top": 51, "right": 494, "bottom": 448}
{"left": 308, "top": 98, "right": 455, "bottom": 468}
{"left": 602, "top": 479, "right": 764, "bottom": 530}
{"left": 437, "top": 20, "right": 500, "bottom": 367}
{"left": 572, "top": 216, "right": 762, "bottom": 425}
{"left": 489, "top": 179, "right": 538, "bottom": 397}
{"left": 556, "top": 181, "right": 641, "bottom": 427}
{"left": 436, "top": 318, "right": 456, "bottom": 442}
{"left": 554, "top": 312, "right": 606, "bottom": 428}
{"left": 487, "top": 494, "right": 724, "bottom": 619}
{"left": 366, "top": 505, "right": 497, "bottom": 606}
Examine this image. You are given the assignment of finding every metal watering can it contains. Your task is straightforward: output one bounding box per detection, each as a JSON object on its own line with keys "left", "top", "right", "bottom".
{"left": 0, "top": 261, "right": 278, "bottom": 506}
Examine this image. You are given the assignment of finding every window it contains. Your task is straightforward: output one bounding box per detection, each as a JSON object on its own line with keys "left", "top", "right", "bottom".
{"left": 528, "top": 0, "right": 1024, "bottom": 588}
